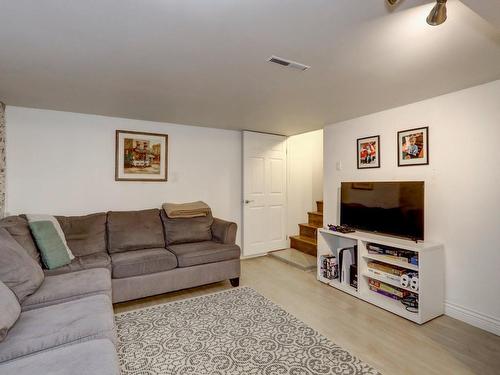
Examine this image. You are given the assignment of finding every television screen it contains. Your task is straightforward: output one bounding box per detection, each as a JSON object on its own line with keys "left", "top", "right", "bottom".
{"left": 340, "top": 181, "right": 424, "bottom": 240}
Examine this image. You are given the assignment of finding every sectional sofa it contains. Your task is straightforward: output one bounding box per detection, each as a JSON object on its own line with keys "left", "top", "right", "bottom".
{"left": 0, "top": 208, "right": 241, "bottom": 374}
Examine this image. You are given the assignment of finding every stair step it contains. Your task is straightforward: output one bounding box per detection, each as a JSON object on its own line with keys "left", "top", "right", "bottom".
{"left": 302, "top": 222, "right": 322, "bottom": 228}
{"left": 308, "top": 211, "right": 323, "bottom": 227}
{"left": 316, "top": 200, "right": 323, "bottom": 213}
{"left": 299, "top": 223, "right": 319, "bottom": 239}
{"left": 291, "top": 235, "right": 317, "bottom": 245}
{"left": 290, "top": 235, "right": 317, "bottom": 257}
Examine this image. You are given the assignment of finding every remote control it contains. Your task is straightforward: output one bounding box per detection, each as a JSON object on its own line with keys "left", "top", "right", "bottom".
{"left": 327, "top": 224, "right": 355, "bottom": 233}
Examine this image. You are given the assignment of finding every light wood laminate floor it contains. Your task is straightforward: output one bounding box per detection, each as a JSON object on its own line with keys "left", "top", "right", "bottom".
{"left": 114, "top": 256, "right": 500, "bottom": 375}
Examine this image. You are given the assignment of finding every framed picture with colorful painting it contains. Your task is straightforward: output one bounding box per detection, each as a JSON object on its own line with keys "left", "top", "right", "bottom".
{"left": 115, "top": 130, "right": 168, "bottom": 181}
{"left": 357, "top": 135, "right": 380, "bottom": 169}
{"left": 397, "top": 127, "right": 429, "bottom": 166}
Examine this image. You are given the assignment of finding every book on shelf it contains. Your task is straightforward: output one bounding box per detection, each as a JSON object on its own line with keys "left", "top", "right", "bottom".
{"left": 367, "top": 243, "right": 417, "bottom": 264}
{"left": 371, "top": 253, "right": 411, "bottom": 263}
{"left": 369, "top": 279, "right": 409, "bottom": 299}
{"left": 369, "top": 286, "right": 401, "bottom": 301}
{"left": 410, "top": 256, "right": 418, "bottom": 266}
{"left": 366, "top": 267, "right": 401, "bottom": 283}
{"left": 367, "top": 261, "right": 406, "bottom": 276}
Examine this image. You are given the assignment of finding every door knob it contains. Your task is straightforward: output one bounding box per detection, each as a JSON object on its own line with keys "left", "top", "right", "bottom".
{"left": 244, "top": 200, "right": 254, "bottom": 204}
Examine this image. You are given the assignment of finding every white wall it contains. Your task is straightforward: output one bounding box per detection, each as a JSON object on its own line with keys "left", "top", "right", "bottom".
{"left": 287, "top": 129, "right": 323, "bottom": 237}
{"left": 5, "top": 107, "right": 242, "bottom": 244}
{"left": 324, "top": 80, "right": 500, "bottom": 335}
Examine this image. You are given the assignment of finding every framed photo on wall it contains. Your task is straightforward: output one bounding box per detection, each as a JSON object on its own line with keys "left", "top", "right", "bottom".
{"left": 115, "top": 130, "right": 168, "bottom": 181}
{"left": 357, "top": 135, "right": 380, "bottom": 169}
{"left": 397, "top": 127, "right": 429, "bottom": 166}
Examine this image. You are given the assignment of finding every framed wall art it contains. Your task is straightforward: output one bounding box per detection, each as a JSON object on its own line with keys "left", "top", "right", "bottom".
{"left": 397, "top": 127, "right": 429, "bottom": 166}
{"left": 115, "top": 130, "right": 168, "bottom": 181}
{"left": 357, "top": 135, "right": 380, "bottom": 169}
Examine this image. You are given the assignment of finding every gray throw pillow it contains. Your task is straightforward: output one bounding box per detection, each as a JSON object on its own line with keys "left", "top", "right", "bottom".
{"left": 0, "top": 228, "right": 44, "bottom": 302}
{"left": 0, "top": 280, "right": 21, "bottom": 342}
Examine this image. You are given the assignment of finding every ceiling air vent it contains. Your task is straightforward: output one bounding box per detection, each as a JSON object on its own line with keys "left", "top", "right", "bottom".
{"left": 268, "top": 56, "right": 310, "bottom": 71}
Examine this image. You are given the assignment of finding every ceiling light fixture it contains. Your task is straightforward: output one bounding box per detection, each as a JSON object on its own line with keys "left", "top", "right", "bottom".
{"left": 385, "top": 0, "right": 448, "bottom": 26}
{"left": 426, "top": 0, "right": 447, "bottom": 26}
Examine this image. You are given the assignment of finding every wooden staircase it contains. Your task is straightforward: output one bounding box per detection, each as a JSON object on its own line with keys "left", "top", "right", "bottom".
{"left": 290, "top": 200, "right": 323, "bottom": 257}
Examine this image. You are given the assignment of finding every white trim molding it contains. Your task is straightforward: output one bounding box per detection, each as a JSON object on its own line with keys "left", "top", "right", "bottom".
{"left": 445, "top": 301, "right": 500, "bottom": 336}
{"left": 0, "top": 101, "right": 5, "bottom": 219}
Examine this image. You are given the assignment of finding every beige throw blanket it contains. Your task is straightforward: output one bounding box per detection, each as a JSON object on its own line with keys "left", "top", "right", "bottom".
{"left": 162, "top": 201, "right": 211, "bottom": 218}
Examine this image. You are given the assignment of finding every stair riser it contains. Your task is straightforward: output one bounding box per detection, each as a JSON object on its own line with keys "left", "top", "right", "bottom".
{"left": 316, "top": 201, "right": 323, "bottom": 213}
{"left": 290, "top": 237, "right": 317, "bottom": 257}
{"left": 299, "top": 225, "right": 317, "bottom": 239}
{"left": 308, "top": 212, "right": 323, "bottom": 227}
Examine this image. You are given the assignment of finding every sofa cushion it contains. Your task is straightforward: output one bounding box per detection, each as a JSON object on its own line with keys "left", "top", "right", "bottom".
{"left": 0, "top": 228, "right": 44, "bottom": 302}
{"left": 22, "top": 268, "right": 112, "bottom": 311}
{"left": 43, "top": 253, "right": 111, "bottom": 276}
{"left": 0, "top": 281, "right": 20, "bottom": 342}
{"left": 0, "top": 294, "right": 116, "bottom": 363}
{"left": 160, "top": 209, "right": 213, "bottom": 245}
{"left": 110, "top": 248, "right": 178, "bottom": 279}
{"left": 0, "top": 339, "right": 119, "bottom": 375}
{"left": 0, "top": 216, "right": 40, "bottom": 264}
{"left": 56, "top": 213, "right": 107, "bottom": 257}
{"left": 167, "top": 240, "right": 240, "bottom": 268}
{"left": 107, "top": 209, "right": 165, "bottom": 253}
{"left": 28, "top": 221, "right": 71, "bottom": 270}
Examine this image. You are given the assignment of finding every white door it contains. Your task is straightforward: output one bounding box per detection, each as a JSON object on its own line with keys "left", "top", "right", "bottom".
{"left": 243, "top": 131, "right": 287, "bottom": 256}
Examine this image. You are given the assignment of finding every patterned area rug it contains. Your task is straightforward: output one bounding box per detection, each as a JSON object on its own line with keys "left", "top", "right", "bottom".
{"left": 115, "top": 287, "right": 380, "bottom": 375}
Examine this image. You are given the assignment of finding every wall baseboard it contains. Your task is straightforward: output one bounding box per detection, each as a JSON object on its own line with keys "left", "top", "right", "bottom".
{"left": 445, "top": 301, "right": 500, "bottom": 336}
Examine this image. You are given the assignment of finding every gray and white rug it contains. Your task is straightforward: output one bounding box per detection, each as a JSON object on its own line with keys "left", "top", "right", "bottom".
{"left": 115, "top": 287, "right": 380, "bottom": 375}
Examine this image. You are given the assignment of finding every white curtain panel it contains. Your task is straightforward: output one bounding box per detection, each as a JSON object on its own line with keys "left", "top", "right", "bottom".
{"left": 0, "top": 102, "right": 5, "bottom": 218}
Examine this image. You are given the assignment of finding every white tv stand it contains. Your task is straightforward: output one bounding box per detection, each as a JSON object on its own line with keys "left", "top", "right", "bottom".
{"left": 317, "top": 228, "right": 444, "bottom": 324}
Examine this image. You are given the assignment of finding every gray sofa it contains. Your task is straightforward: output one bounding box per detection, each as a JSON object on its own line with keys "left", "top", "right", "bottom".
{"left": 0, "top": 266, "right": 118, "bottom": 375}
{"left": 0, "top": 208, "right": 241, "bottom": 374}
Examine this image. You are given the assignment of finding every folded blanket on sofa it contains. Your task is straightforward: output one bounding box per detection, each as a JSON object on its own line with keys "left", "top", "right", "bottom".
{"left": 162, "top": 201, "right": 211, "bottom": 218}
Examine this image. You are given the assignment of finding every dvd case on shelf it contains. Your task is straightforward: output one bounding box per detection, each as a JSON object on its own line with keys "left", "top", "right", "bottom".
{"left": 320, "top": 255, "right": 338, "bottom": 280}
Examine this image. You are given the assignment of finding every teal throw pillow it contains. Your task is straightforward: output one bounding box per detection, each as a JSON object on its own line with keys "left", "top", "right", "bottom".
{"left": 29, "top": 221, "right": 71, "bottom": 270}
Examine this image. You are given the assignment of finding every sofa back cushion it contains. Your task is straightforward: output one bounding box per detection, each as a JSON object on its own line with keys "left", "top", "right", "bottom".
{"left": 0, "top": 216, "right": 40, "bottom": 264}
{"left": 56, "top": 213, "right": 107, "bottom": 257}
{"left": 0, "top": 228, "right": 44, "bottom": 302}
{"left": 107, "top": 209, "right": 165, "bottom": 253}
{"left": 160, "top": 210, "right": 213, "bottom": 245}
{"left": 0, "top": 280, "right": 21, "bottom": 342}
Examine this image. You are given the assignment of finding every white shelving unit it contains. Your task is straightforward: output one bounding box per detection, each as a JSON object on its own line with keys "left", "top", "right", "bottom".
{"left": 317, "top": 228, "right": 444, "bottom": 324}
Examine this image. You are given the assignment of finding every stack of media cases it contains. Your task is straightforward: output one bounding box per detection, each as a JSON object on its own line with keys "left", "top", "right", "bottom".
{"left": 367, "top": 259, "right": 419, "bottom": 312}
{"left": 320, "top": 255, "right": 338, "bottom": 280}
{"left": 367, "top": 243, "right": 418, "bottom": 266}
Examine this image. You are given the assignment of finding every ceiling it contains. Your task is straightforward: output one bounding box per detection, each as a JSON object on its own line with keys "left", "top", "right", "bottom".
{"left": 0, "top": 0, "right": 499, "bottom": 136}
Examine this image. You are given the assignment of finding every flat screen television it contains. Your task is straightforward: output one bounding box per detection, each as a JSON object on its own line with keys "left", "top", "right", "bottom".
{"left": 340, "top": 181, "right": 424, "bottom": 240}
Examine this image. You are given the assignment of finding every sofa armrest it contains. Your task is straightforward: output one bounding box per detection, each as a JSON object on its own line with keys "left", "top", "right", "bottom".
{"left": 211, "top": 218, "right": 237, "bottom": 244}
